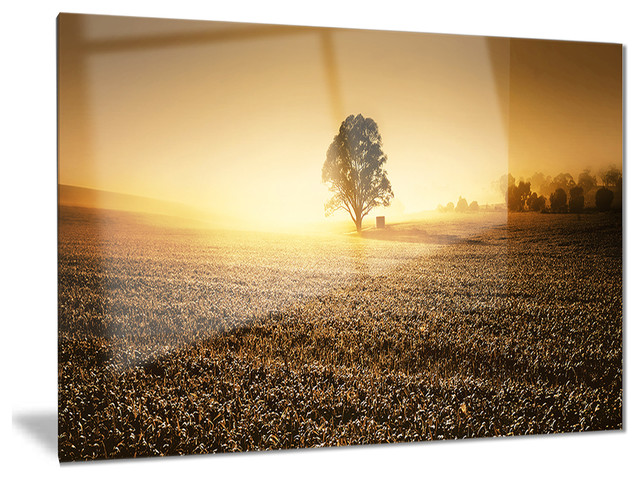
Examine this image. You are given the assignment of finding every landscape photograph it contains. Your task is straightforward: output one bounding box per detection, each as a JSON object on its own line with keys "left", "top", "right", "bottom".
{"left": 57, "top": 13, "right": 622, "bottom": 461}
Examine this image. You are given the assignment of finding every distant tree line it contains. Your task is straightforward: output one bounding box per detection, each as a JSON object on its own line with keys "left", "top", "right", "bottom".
{"left": 503, "top": 166, "right": 622, "bottom": 213}
{"left": 435, "top": 166, "right": 621, "bottom": 215}
{"left": 437, "top": 197, "right": 481, "bottom": 214}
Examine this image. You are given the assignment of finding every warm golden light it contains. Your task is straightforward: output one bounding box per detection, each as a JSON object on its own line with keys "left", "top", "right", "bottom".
{"left": 57, "top": 15, "right": 624, "bottom": 462}
{"left": 58, "top": 15, "right": 621, "bottom": 232}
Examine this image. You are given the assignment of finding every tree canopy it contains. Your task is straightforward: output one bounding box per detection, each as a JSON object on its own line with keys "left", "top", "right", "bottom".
{"left": 455, "top": 197, "right": 469, "bottom": 213}
{"left": 507, "top": 181, "right": 531, "bottom": 212}
{"left": 596, "top": 187, "right": 614, "bottom": 211}
{"left": 550, "top": 188, "right": 568, "bottom": 213}
{"left": 601, "top": 166, "right": 622, "bottom": 187}
{"left": 569, "top": 186, "right": 585, "bottom": 213}
{"left": 578, "top": 169, "right": 597, "bottom": 193}
{"left": 322, "top": 114, "right": 393, "bottom": 232}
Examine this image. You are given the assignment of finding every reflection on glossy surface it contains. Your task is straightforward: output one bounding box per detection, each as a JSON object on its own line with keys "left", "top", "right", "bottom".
{"left": 60, "top": 206, "right": 473, "bottom": 368}
{"left": 56, "top": 13, "right": 622, "bottom": 461}
{"left": 58, "top": 14, "right": 510, "bottom": 230}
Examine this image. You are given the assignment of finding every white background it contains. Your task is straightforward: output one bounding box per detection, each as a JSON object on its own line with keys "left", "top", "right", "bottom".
{"left": 3, "top": 1, "right": 638, "bottom": 478}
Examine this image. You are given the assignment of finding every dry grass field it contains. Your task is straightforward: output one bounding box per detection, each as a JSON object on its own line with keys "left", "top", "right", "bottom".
{"left": 58, "top": 207, "right": 622, "bottom": 460}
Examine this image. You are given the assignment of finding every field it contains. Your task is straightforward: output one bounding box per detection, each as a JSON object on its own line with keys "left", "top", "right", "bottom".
{"left": 58, "top": 207, "right": 622, "bottom": 460}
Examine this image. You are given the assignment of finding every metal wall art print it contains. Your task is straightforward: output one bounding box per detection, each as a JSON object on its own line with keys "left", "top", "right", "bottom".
{"left": 58, "top": 13, "right": 623, "bottom": 461}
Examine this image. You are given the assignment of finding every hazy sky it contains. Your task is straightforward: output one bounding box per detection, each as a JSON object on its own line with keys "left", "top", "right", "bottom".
{"left": 58, "top": 14, "right": 621, "bottom": 230}
{"left": 508, "top": 38, "right": 622, "bottom": 181}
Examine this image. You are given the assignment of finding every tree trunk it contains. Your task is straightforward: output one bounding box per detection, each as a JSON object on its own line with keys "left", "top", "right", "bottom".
{"left": 355, "top": 216, "right": 362, "bottom": 233}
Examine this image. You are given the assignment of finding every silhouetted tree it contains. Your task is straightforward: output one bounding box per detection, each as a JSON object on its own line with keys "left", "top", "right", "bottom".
{"left": 550, "top": 173, "right": 575, "bottom": 196}
{"left": 578, "top": 169, "right": 597, "bottom": 193}
{"left": 445, "top": 202, "right": 455, "bottom": 213}
{"left": 455, "top": 197, "right": 468, "bottom": 213}
{"left": 507, "top": 181, "right": 531, "bottom": 212}
{"left": 568, "top": 186, "right": 585, "bottom": 213}
{"left": 595, "top": 187, "right": 614, "bottom": 211}
{"left": 530, "top": 172, "right": 551, "bottom": 195}
{"left": 526, "top": 192, "right": 546, "bottom": 212}
{"left": 495, "top": 174, "right": 515, "bottom": 204}
{"left": 469, "top": 200, "right": 479, "bottom": 212}
{"left": 322, "top": 114, "right": 393, "bottom": 232}
{"left": 550, "top": 188, "right": 567, "bottom": 213}
{"left": 526, "top": 192, "right": 536, "bottom": 210}
{"left": 601, "top": 166, "right": 622, "bottom": 187}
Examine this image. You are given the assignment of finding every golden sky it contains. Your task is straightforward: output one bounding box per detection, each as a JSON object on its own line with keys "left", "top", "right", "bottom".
{"left": 58, "top": 14, "right": 621, "bottom": 230}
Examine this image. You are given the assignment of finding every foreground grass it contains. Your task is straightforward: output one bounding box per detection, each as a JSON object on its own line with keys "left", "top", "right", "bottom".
{"left": 58, "top": 212, "right": 622, "bottom": 460}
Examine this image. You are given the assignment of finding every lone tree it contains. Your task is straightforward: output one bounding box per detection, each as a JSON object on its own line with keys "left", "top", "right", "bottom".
{"left": 322, "top": 114, "right": 393, "bottom": 232}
